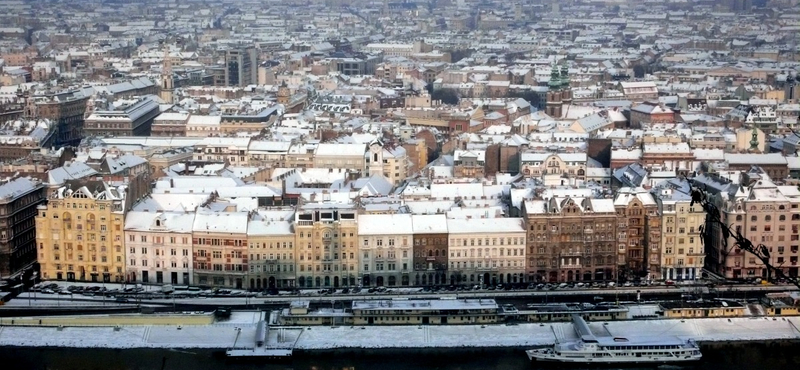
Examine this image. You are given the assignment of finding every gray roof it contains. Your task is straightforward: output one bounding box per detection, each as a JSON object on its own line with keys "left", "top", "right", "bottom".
{"left": 0, "top": 177, "right": 40, "bottom": 200}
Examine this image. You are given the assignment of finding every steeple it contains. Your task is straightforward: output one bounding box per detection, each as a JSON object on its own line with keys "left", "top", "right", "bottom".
{"left": 749, "top": 125, "right": 759, "bottom": 151}
{"left": 277, "top": 80, "right": 290, "bottom": 105}
{"left": 560, "top": 63, "right": 569, "bottom": 89}
{"left": 159, "top": 45, "right": 174, "bottom": 104}
{"left": 548, "top": 63, "right": 561, "bottom": 89}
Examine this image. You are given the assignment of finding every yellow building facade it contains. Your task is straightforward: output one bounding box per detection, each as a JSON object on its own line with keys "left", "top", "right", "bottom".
{"left": 246, "top": 215, "right": 296, "bottom": 289}
{"left": 294, "top": 204, "right": 359, "bottom": 288}
{"left": 36, "top": 181, "right": 127, "bottom": 282}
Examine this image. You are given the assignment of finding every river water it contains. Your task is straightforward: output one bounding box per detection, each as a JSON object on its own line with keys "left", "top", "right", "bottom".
{"left": 2, "top": 342, "right": 799, "bottom": 370}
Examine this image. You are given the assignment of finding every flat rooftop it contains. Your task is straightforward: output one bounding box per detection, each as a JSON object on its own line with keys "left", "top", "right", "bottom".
{"left": 352, "top": 299, "right": 498, "bottom": 311}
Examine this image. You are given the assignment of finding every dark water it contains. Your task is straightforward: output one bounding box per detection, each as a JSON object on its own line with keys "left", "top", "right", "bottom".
{"left": 2, "top": 342, "right": 799, "bottom": 370}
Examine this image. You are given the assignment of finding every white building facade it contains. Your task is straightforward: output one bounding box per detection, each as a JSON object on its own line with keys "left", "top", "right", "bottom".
{"left": 446, "top": 218, "right": 527, "bottom": 286}
{"left": 358, "top": 214, "right": 414, "bottom": 287}
{"left": 124, "top": 212, "right": 195, "bottom": 285}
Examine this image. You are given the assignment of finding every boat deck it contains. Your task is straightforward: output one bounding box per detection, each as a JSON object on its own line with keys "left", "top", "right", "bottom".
{"left": 225, "top": 348, "right": 293, "bottom": 358}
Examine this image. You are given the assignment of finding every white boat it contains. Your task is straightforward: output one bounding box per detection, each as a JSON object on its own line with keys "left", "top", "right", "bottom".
{"left": 526, "top": 315, "right": 702, "bottom": 365}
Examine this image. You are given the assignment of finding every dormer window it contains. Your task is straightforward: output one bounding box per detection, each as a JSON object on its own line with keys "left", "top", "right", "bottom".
{"left": 155, "top": 220, "right": 161, "bottom": 227}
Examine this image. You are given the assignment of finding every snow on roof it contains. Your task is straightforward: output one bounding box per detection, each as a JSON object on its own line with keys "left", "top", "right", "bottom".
{"left": 0, "top": 177, "right": 40, "bottom": 200}
{"left": 247, "top": 219, "right": 293, "bottom": 236}
{"left": 644, "top": 142, "right": 691, "bottom": 153}
{"left": 124, "top": 211, "right": 195, "bottom": 233}
{"left": 430, "top": 182, "right": 483, "bottom": 199}
{"left": 132, "top": 193, "right": 210, "bottom": 212}
{"left": 613, "top": 187, "right": 657, "bottom": 206}
{"left": 197, "top": 137, "right": 251, "bottom": 148}
{"left": 411, "top": 214, "right": 448, "bottom": 234}
{"left": 192, "top": 211, "right": 248, "bottom": 234}
{"left": 47, "top": 162, "right": 98, "bottom": 185}
{"left": 154, "top": 112, "right": 190, "bottom": 121}
{"left": 453, "top": 149, "right": 485, "bottom": 162}
{"left": 187, "top": 115, "right": 221, "bottom": 126}
{"left": 357, "top": 214, "right": 413, "bottom": 235}
{"left": 248, "top": 140, "right": 291, "bottom": 152}
{"left": 520, "top": 152, "right": 588, "bottom": 163}
{"left": 611, "top": 148, "right": 642, "bottom": 160}
{"left": 315, "top": 143, "right": 365, "bottom": 157}
{"left": 352, "top": 299, "right": 498, "bottom": 311}
{"left": 446, "top": 217, "right": 524, "bottom": 234}
{"left": 725, "top": 153, "right": 787, "bottom": 165}
{"left": 524, "top": 198, "right": 616, "bottom": 215}
{"left": 154, "top": 176, "right": 244, "bottom": 192}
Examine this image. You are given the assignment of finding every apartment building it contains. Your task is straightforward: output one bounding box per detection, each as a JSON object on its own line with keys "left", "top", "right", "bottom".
{"left": 519, "top": 152, "right": 588, "bottom": 184}
{"left": 358, "top": 214, "right": 413, "bottom": 287}
{"left": 0, "top": 177, "right": 45, "bottom": 278}
{"left": 35, "top": 180, "right": 127, "bottom": 282}
{"left": 707, "top": 176, "right": 800, "bottom": 279}
{"left": 411, "top": 214, "right": 449, "bottom": 286}
{"left": 446, "top": 218, "right": 527, "bottom": 286}
{"left": 247, "top": 212, "right": 296, "bottom": 289}
{"left": 224, "top": 46, "right": 257, "bottom": 87}
{"left": 641, "top": 143, "right": 694, "bottom": 173}
{"left": 191, "top": 211, "right": 249, "bottom": 288}
{"left": 366, "top": 140, "right": 408, "bottom": 185}
{"left": 294, "top": 204, "right": 359, "bottom": 288}
{"left": 613, "top": 188, "right": 660, "bottom": 280}
{"left": 315, "top": 143, "right": 366, "bottom": 171}
{"left": 124, "top": 212, "right": 195, "bottom": 285}
{"left": 523, "top": 197, "right": 618, "bottom": 283}
{"left": 192, "top": 137, "right": 252, "bottom": 166}
{"left": 84, "top": 96, "right": 160, "bottom": 137}
{"left": 653, "top": 180, "right": 705, "bottom": 281}
{"left": 151, "top": 112, "right": 189, "bottom": 137}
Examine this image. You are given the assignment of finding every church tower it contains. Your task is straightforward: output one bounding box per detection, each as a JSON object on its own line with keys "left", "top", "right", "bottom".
{"left": 277, "top": 81, "right": 290, "bottom": 105}
{"left": 23, "top": 94, "right": 37, "bottom": 119}
{"left": 560, "top": 63, "right": 572, "bottom": 106}
{"left": 545, "top": 64, "right": 563, "bottom": 118}
{"left": 367, "top": 139, "right": 385, "bottom": 177}
{"left": 159, "top": 47, "right": 174, "bottom": 104}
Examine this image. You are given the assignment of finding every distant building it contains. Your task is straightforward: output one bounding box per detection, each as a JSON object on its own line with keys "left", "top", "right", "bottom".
{"left": 0, "top": 177, "right": 45, "bottom": 278}
{"left": 191, "top": 211, "right": 249, "bottom": 288}
{"left": 84, "top": 96, "right": 160, "bottom": 137}
{"left": 523, "top": 197, "right": 618, "bottom": 283}
{"left": 294, "top": 203, "right": 358, "bottom": 288}
{"left": 124, "top": 212, "right": 195, "bottom": 285}
{"left": 32, "top": 89, "right": 90, "bottom": 146}
{"left": 224, "top": 46, "right": 257, "bottom": 87}
{"left": 246, "top": 212, "right": 296, "bottom": 289}
{"left": 36, "top": 180, "right": 127, "bottom": 282}
{"left": 358, "top": 214, "right": 414, "bottom": 287}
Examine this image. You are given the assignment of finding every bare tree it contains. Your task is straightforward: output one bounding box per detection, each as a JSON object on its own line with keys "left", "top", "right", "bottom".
{"left": 692, "top": 187, "right": 800, "bottom": 289}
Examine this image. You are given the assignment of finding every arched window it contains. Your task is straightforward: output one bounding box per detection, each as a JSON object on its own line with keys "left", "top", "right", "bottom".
{"left": 751, "top": 215, "right": 757, "bottom": 222}
{"left": 765, "top": 215, "right": 771, "bottom": 222}
{"left": 736, "top": 215, "right": 743, "bottom": 221}
{"left": 779, "top": 215, "right": 786, "bottom": 221}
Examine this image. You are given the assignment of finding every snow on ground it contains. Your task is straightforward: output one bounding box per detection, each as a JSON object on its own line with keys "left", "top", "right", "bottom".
{"left": 289, "top": 322, "right": 569, "bottom": 350}
{"left": 0, "top": 316, "right": 798, "bottom": 350}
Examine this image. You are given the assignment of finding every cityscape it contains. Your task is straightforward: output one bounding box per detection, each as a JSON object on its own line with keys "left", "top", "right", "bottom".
{"left": 0, "top": 0, "right": 799, "bottom": 368}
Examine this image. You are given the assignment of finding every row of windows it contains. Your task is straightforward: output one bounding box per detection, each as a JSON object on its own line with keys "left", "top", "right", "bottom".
{"left": 129, "top": 235, "right": 190, "bottom": 244}
{"left": 130, "top": 260, "right": 189, "bottom": 269}
{"left": 449, "top": 248, "right": 524, "bottom": 258}
{"left": 451, "top": 237, "right": 523, "bottom": 247}
{"left": 450, "top": 260, "right": 521, "bottom": 269}
{"left": 197, "top": 250, "right": 244, "bottom": 258}
{"left": 52, "top": 264, "right": 121, "bottom": 273}
{"left": 129, "top": 247, "right": 190, "bottom": 256}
